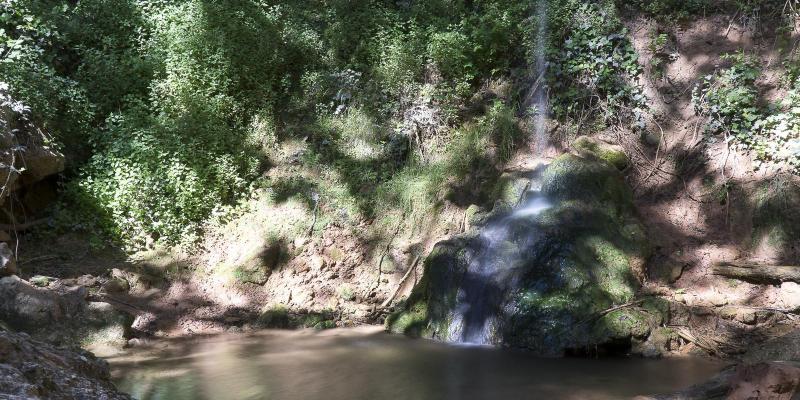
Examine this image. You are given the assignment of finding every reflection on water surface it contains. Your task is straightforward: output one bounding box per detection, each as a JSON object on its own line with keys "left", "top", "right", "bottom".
{"left": 103, "top": 327, "right": 723, "bottom": 400}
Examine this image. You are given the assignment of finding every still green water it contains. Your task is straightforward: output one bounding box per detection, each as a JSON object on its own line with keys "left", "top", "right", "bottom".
{"left": 104, "top": 327, "right": 723, "bottom": 400}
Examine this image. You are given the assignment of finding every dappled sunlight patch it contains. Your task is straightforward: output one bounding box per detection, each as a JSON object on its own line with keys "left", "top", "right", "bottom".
{"left": 202, "top": 191, "right": 309, "bottom": 286}
{"left": 322, "top": 108, "right": 386, "bottom": 162}
{"left": 580, "top": 236, "right": 637, "bottom": 303}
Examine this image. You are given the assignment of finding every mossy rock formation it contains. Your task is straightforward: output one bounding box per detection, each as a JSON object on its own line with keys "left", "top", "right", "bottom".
{"left": 572, "top": 136, "right": 629, "bottom": 171}
{"left": 387, "top": 155, "right": 655, "bottom": 356}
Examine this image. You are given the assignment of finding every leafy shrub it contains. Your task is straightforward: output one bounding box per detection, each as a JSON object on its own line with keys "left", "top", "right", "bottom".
{"left": 752, "top": 80, "right": 800, "bottom": 170}
{"left": 693, "top": 53, "right": 761, "bottom": 142}
{"left": 548, "top": 2, "right": 646, "bottom": 128}
{"left": 375, "top": 101, "right": 521, "bottom": 226}
{"left": 0, "top": 1, "right": 95, "bottom": 155}
{"left": 695, "top": 54, "right": 800, "bottom": 171}
{"left": 3, "top": 0, "right": 636, "bottom": 249}
{"left": 76, "top": 103, "right": 262, "bottom": 246}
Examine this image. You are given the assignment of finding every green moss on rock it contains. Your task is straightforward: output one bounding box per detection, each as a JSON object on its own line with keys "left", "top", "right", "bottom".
{"left": 494, "top": 174, "right": 531, "bottom": 207}
{"left": 391, "top": 155, "right": 651, "bottom": 355}
{"left": 258, "top": 305, "right": 290, "bottom": 328}
{"left": 572, "top": 136, "right": 629, "bottom": 170}
{"left": 386, "top": 301, "right": 429, "bottom": 336}
{"left": 593, "top": 308, "right": 651, "bottom": 341}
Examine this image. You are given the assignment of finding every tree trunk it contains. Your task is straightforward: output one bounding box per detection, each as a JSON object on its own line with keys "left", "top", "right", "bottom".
{"left": 712, "top": 262, "right": 800, "bottom": 283}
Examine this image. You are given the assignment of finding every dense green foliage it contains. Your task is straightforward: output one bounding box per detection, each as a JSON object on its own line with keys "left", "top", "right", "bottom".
{"left": 1, "top": 0, "right": 544, "bottom": 246}
{"left": 1, "top": 0, "right": 658, "bottom": 247}
{"left": 694, "top": 54, "right": 800, "bottom": 171}
{"left": 548, "top": 2, "right": 645, "bottom": 127}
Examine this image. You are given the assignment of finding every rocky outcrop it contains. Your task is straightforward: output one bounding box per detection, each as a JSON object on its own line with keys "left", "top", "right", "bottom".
{"left": 0, "top": 329, "right": 130, "bottom": 399}
{"left": 0, "top": 85, "right": 65, "bottom": 208}
{"left": 0, "top": 276, "right": 87, "bottom": 330}
{"left": 640, "top": 362, "right": 800, "bottom": 400}
{"left": 0, "top": 276, "right": 132, "bottom": 348}
{"left": 388, "top": 154, "right": 657, "bottom": 356}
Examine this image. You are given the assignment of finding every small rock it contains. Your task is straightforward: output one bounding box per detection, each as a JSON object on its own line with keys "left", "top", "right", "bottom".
{"left": 710, "top": 292, "right": 728, "bottom": 306}
{"left": 294, "top": 236, "right": 307, "bottom": 248}
{"left": 0, "top": 231, "right": 11, "bottom": 242}
{"left": 778, "top": 282, "right": 800, "bottom": 312}
{"left": 736, "top": 308, "right": 758, "bottom": 325}
{"left": 641, "top": 130, "right": 662, "bottom": 147}
{"left": 668, "top": 264, "right": 684, "bottom": 283}
{"left": 102, "top": 277, "right": 130, "bottom": 294}
{"left": 227, "top": 326, "right": 243, "bottom": 333}
{"left": 310, "top": 255, "right": 326, "bottom": 271}
{"left": 76, "top": 275, "right": 98, "bottom": 287}
{"left": 718, "top": 306, "right": 738, "bottom": 320}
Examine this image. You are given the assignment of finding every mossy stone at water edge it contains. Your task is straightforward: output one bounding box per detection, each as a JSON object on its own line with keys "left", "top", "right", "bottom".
{"left": 388, "top": 155, "right": 658, "bottom": 356}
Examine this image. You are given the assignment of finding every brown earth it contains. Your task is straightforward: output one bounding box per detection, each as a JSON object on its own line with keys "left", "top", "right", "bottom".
{"left": 617, "top": 12, "right": 800, "bottom": 358}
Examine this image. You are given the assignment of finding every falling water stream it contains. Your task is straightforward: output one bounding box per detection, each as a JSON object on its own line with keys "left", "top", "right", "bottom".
{"left": 446, "top": 0, "right": 553, "bottom": 345}
{"left": 448, "top": 192, "right": 552, "bottom": 345}
{"left": 530, "top": 0, "right": 550, "bottom": 152}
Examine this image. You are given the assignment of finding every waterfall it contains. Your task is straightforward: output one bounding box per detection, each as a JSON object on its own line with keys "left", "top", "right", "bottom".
{"left": 446, "top": 0, "right": 552, "bottom": 346}
{"left": 531, "top": 0, "right": 549, "bottom": 152}
{"left": 449, "top": 195, "right": 551, "bottom": 345}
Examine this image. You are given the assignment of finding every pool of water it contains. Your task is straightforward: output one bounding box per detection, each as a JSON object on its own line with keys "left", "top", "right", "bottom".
{"left": 102, "top": 327, "right": 724, "bottom": 400}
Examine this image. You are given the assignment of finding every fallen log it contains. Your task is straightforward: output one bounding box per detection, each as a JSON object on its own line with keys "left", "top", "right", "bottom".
{"left": 712, "top": 262, "right": 800, "bottom": 283}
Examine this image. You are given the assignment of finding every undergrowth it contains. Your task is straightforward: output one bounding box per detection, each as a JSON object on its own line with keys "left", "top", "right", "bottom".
{"left": 694, "top": 53, "right": 800, "bottom": 171}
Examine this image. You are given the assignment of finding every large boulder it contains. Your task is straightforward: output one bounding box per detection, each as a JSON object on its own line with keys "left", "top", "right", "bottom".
{"left": 388, "top": 154, "right": 655, "bottom": 356}
{"left": 0, "top": 276, "right": 132, "bottom": 348}
{"left": 0, "top": 329, "right": 131, "bottom": 399}
{"left": 0, "top": 276, "right": 86, "bottom": 330}
{"left": 639, "top": 362, "right": 800, "bottom": 400}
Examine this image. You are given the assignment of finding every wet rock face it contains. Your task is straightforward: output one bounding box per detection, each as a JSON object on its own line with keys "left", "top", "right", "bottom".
{"left": 389, "top": 155, "right": 655, "bottom": 356}
{"left": 0, "top": 330, "right": 131, "bottom": 399}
